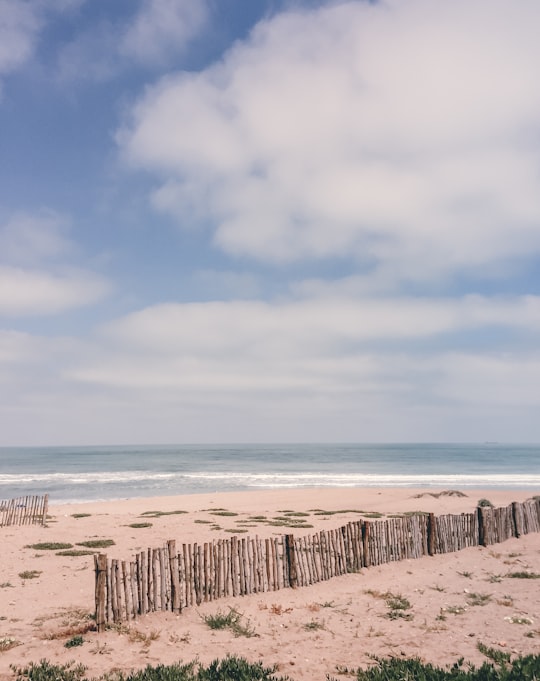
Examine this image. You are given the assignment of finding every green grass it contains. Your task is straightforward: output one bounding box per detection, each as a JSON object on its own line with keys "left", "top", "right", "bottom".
{"left": 210, "top": 511, "right": 239, "bottom": 517}
{"left": 466, "top": 592, "right": 492, "bottom": 606}
{"left": 19, "top": 570, "right": 41, "bottom": 580}
{"left": 26, "top": 542, "right": 73, "bottom": 551}
{"left": 203, "top": 608, "right": 257, "bottom": 638}
{"left": 64, "top": 635, "right": 84, "bottom": 648}
{"left": 70, "top": 513, "right": 91, "bottom": 519}
{"left": 477, "top": 498, "right": 494, "bottom": 508}
{"left": 10, "top": 654, "right": 540, "bottom": 681}
{"left": 127, "top": 522, "right": 153, "bottom": 528}
{"left": 0, "top": 636, "right": 19, "bottom": 652}
{"left": 76, "top": 539, "right": 115, "bottom": 549}
{"left": 56, "top": 549, "right": 96, "bottom": 557}
{"left": 140, "top": 510, "right": 187, "bottom": 517}
{"left": 506, "top": 571, "right": 540, "bottom": 579}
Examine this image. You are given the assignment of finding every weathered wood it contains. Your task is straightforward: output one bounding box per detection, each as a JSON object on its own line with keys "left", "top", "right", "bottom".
{"left": 427, "top": 513, "right": 436, "bottom": 555}
{"left": 94, "top": 554, "right": 108, "bottom": 632}
{"left": 122, "top": 561, "right": 131, "bottom": 620}
{"left": 284, "top": 534, "right": 298, "bottom": 588}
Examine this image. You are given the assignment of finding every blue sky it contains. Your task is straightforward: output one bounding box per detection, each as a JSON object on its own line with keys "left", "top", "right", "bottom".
{"left": 1, "top": 0, "right": 539, "bottom": 446}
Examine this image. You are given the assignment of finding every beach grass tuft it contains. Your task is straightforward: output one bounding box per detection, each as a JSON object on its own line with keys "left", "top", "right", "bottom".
{"left": 26, "top": 542, "right": 73, "bottom": 551}
{"left": 76, "top": 539, "right": 115, "bottom": 549}
{"left": 203, "top": 608, "right": 257, "bottom": 638}
{"left": 19, "top": 571, "right": 41, "bottom": 580}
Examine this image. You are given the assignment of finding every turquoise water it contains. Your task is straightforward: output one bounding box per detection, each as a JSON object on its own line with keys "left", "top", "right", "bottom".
{"left": 0, "top": 443, "right": 539, "bottom": 504}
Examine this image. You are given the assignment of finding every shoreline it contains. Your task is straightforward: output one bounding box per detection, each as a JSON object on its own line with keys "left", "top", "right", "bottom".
{"left": 1, "top": 487, "right": 539, "bottom": 680}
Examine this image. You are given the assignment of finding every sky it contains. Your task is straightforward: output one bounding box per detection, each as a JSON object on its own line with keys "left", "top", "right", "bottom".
{"left": 1, "top": 0, "right": 539, "bottom": 446}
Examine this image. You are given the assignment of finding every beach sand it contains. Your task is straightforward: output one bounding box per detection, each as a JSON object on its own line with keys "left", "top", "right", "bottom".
{"left": 1, "top": 488, "right": 539, "bottom": 680}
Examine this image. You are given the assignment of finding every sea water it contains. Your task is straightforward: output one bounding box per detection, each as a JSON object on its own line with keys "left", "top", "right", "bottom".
{"left": 0, "top": 443, "right": 539, "bottom": 504}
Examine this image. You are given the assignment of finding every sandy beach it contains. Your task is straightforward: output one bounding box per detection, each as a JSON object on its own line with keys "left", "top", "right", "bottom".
{"left": 1, "top": 487, "right": 539, "bottom": 680}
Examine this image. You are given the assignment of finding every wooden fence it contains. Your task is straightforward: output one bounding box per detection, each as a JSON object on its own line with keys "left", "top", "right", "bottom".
{"left": 94, "top": 498, "right": 540, "bottom": 631}
{"left": 0, "top": 494, "right": 49, "bottom": 528}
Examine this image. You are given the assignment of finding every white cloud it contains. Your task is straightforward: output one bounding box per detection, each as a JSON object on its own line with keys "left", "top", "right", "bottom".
{"left": 68, "top": 294, "right": 540, "bottom": 387}
{"left": 0, "top": 0, "right": 41, "bottom": 85}
{"left": 120, "top": 0, "right": 209, "bottom": 65}
{"left": 0, "top": 266, "right": 109, "bottom": 316}
{"left": 119, "top": 0, "right": 540, "bottom": 286}
{"left": 0, "top": 210, "right": 72, "bottom": 264}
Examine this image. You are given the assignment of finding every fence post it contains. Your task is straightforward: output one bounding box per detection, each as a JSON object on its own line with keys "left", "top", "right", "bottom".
{"left": 477, "top": 506, "right": 487, "bottom": 546}
{"left": 362, "top": 521, "right": 371, "bottom": 567}
{"left": 427, "top": 513, "right": 436, "bottom": 556}
{"left": 41, "top": 494, "right": 49, "bottom": 526}
{"left": 284, "top": 534, "right": 298, "bottom": 588}
{"left": 94, "top": 554, "right": 108, "bottom": 632}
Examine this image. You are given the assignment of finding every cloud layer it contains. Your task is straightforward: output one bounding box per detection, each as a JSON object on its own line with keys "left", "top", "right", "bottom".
{"left": 121, "top": 0, "right": 540, "bottom": 287}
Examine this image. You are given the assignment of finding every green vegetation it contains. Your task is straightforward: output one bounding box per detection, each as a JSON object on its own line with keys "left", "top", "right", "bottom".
{"left": 56, "top": 549, "right": 95, "bottom": 557}
{"left": 71, "top": 513, "right": 91, "bottom": 519}
{"left": 10, "top": 653, "right": 540, "bottom": 681}
{"left": 203, "top": 608, "right": 257, "bottom": 638}
{"left": 0, "top": 636, "right": 19, "bottom": 652}
{"left": 466, "top": 592, "right": 491, "bottom": 606}
{"left": 26, "top": 542, "right": 73, "bottom": 551}
{"left": 64, "top": 635, "right": 84, "bottom": 648}
{"left": 140, "top": 510, "right": 187, "bottom": 517}
{"left": 477, "top": 498, "right": 494, "bottom": 508}
{"left": 76, "top": 539, "right": 115, "bottom": 549}
{"left": 128, "top": 522, "right": 153, "bottom": 528}
{"left": 19, "top": 570, "right": 41, "bottom": 580}
{"left": 210, "top": 511, "right": 238, "bottom": 517}
{"left": 506, "top": 571, "right": 540, "bottom": 579}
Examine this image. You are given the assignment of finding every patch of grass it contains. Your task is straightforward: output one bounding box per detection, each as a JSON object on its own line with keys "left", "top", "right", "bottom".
{"left": 362, "top": 512, "right": 384, "bottom": 519}
{"left": 477, "top": 642, "right": 511, "bottom": 665}
{"left": 505, "top": 615, "right": 534, "bottom": 625}
{"left": 203, "top": 608, "right": 257, "bottom": 638}
{"left": 139, "top": 510, "right": 187, "bottom": 517}
{"left": 11, "top": 654, "right": 540, "bottom": 681}
{"left": 486, "top": 573, "right": 503, "bottom": 583}
{"left": 413, "top": 490, "right": 467, "bottom": 498}
{"left": 76, "top": 539, "right": 115, "bottom": 549}
{"left": 10, "top": 660, "right": 87, "bottom": 680}
{"left": 310, "top": 509, "right": 364, "bottom": 515}
{"left": 0, "top": 636, "right": 19, "bottom": 652}
{"left": 71, "top": 513, "right": 91, "bottom": 519}
{"left": 466, "top": 592, "right": 491, "bottom": 607}
{"left": 210, "top": 510, "right": 239, "bottom": 517}
{"left": 127, "top": 522, "right": 152, "bottom": 528}
{"left": 224, "top": 528, "right": 248, "bottom": 533}
{"left": 384, "top": 593, "right": 412, "bottom": 620}
{"left": 282, "top": 511, "right": 310, "bottom": 517}
{"left": 194, "top": 519, "right": 212, "bottom": 524}
{"left": 477, "top": 498, "right": 494, "bottom": 508}
{"left": 430, "top": 584, "right": 446, "bottom": 592}
{"left": 19, "top": 570, "right": 41, "bottom": 580}
{"left": 458, "top": 571, "right": 473, "bottom": 578}
{"left": 0, "top": 582, "right": 13, "bottom": 588}
{"left": 64, "top": 635, "right": 84, "bottom": 648}
{"left": 26, "top": 542, "right": 73, "bottom": 551}
{"left": 506, "top": 571, "right": 540, "bottom": 579}
{"left": 444, "top": 605, "right": 467, "bottom": 615}
{"left": 56, "top": 550, "right": 95, "bottom": 557}
{"left": 303, "top": 619, "right": 324, "bottom": 631}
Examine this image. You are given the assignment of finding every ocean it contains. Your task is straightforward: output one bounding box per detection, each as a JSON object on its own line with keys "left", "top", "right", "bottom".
{"left": 0, "top": 443, "right": 539, "bottom": 505}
